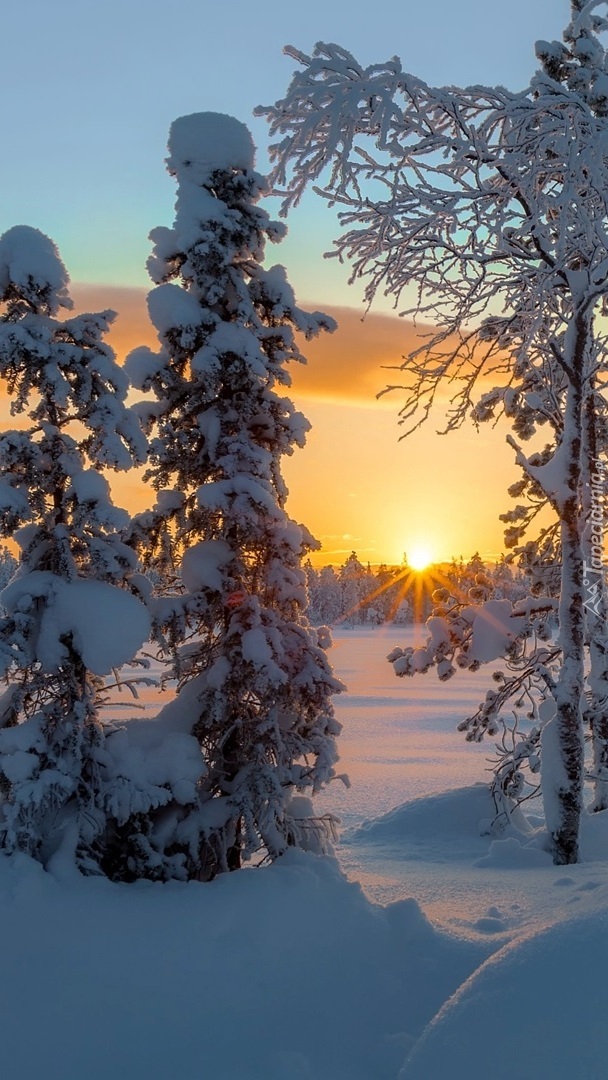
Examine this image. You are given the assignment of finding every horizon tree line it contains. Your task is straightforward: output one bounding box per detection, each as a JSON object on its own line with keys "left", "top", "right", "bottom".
{"left": 304, "top": 551, "right": 531, "bottom": 627}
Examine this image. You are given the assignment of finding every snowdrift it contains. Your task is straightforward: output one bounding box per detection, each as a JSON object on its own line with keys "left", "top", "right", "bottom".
{"left": 4, "top": 628, "right": 608, "bottom": 1080}
{"left": 400, "top": 904, "right": 608, "bottom": 1080}
{"left": 0, "top": 850, "right": 490, "bottom": 1080}
{"left": 349, "top": 784, "right": 500, "bottom": 850}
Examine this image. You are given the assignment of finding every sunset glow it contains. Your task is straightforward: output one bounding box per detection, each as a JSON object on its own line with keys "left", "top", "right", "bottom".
{"left": 60, "top": 287, "right": 520, "bottom": 569}
{"left": 408, "top": 546, "right": 434, "bottom": 572}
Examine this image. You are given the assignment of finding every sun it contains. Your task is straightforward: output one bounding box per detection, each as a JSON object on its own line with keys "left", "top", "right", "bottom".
{"left": 408, "top": 545, "right": 434, "bottom": 572}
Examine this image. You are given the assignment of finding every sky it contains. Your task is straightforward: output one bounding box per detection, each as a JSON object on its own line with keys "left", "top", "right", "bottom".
{"left": 0, "top": 0, "right": 571, "bottom": 565}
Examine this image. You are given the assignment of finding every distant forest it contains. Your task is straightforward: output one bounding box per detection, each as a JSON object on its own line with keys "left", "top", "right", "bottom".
{"left": 0, "top": 545, "right": 533, "bottom": 629}
{"left": 305, "top": 551, "right": 531, "bottom": 626}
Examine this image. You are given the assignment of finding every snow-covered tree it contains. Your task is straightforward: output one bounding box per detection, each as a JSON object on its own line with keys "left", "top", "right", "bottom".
{"left": 259, "top": 2, "right": 608, "bottom": 862}
{"left": 314, "top": 565, "right": 343, "bottom": 624}
{"left": 0, "top": 546, "right": 17, "bottom": 604}
{"left": 126, "top": 113, "right": 343, "bottom": 878}
{"left": 0, "top": 225, "right": 151, "bottom": 872}
{"left": 339, "top": 551, "right": 367, "bottom": 625}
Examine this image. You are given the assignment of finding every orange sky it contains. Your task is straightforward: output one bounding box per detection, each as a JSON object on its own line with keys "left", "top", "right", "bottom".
{"left": 69, "top": 284, "right": 521, "bottom": 567}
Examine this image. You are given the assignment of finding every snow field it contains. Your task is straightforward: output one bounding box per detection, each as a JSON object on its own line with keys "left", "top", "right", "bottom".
{"left": 23, "top": 627, "right": 600, "bottom": 1079}
{"left": 0, "top": 849, "right": 492, "bottom": 1080}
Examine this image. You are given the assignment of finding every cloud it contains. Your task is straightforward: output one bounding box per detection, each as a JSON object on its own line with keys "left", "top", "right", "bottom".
{"left": 292, "top": 303, "right": 433, "bottom": 405}
{"left": 70, "top": 285, "right": 427, "bottom": 405}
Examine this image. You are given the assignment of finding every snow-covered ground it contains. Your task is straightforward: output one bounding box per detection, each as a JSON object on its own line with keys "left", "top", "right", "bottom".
{"left": 3, "top": 627, "right": 608, "bottom": 1080}
{"left": 319, "top": 629, "right": 608, "bottom": 932}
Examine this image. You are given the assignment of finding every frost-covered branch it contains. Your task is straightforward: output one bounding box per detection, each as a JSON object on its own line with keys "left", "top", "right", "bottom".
{"left": 260, "top": 3, "right": 608, "bottom": 862}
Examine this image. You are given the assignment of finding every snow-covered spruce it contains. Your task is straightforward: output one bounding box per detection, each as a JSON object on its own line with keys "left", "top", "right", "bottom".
{"left": 259, "top": 1, "right": 608, "bottom": 863}
{"left": 125, "top": 113, "right": 342, "bottom": 879}
{"left": 0, "top": 226, "right": 152, "bottom": 873}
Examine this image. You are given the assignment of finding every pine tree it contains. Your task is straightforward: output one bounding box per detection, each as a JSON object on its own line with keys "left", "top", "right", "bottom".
{"left": 126, "top": 113, "right": 342, "bottom": 878}
{"left": 0, "top": 546, "right": 17, "bottom": 602}
{"left": 339, "top": 551, "right": 366, "bottom": 625}
{"left": 0, "top": 225, "right": 151, "bottom": 871}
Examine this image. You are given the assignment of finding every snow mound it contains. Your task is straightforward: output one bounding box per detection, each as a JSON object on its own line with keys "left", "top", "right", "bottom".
{"left": 0, "top": 850, "right": 489, "bottom": 1080}
{"left": 579, "top": 803, "right": 608, "bottom": 860}
{"left": 474, "top": 835, "right": 552, "bottom": 869}
{"left": 349, "top": 785, "right": 510, "bottom": 853}
{"left": 167, "top": 112, "right": 255, "bottom": 180}
{"left": 400, "top": 907, "right": 608, "bottom": 1079}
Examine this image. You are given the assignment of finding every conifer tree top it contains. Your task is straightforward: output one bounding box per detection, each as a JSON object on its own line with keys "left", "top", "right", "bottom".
{"left": 167, "top": 112, "right": 256, "bottom": 183}
{"left": 0, "top": 225, "right": 71, "bottom": 314}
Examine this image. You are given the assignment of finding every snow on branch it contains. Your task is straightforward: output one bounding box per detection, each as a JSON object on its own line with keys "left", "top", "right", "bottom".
{"left": 258, "top": 28, "right": 608, "bottom": 439}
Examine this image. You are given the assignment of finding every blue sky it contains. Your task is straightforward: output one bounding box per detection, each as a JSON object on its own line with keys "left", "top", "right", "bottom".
{"left": 0, "top": 1, "right": 573, "bottom": 563}
{"left": 1, "top": 0, "right": 568, "bottom": 303}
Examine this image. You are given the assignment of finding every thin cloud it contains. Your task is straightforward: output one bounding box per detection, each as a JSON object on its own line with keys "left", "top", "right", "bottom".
{"left": 71, "top": 284, "right": 156, "bottom": 357}
{"left": 70, "top": 285, "right": 430, "bottom": 405}
{"left": 71, "top": 286, "right": 506, "bottom": 413}
{"left": 292, "top": 303, "right": 435, "bottom": 405}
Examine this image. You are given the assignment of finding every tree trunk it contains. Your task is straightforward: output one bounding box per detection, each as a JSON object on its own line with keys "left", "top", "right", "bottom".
{"left": 542, "top": 321, "right": 587, "bottom": 863}
{"left": 581, "top": 393, "right": 608, "bottom": 809}
{"left": 226, "top": 817, "right": 242, "bottom": 871}
{"left": 547, "top": 513, "right": 585, "bottom": 860}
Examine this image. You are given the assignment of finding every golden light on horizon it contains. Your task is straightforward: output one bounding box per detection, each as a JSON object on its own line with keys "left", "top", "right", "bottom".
{"left": 408, "top": 546, "right": 434, "bottom": 572}
{"left": 65, "top": 286, "right": 522, "bottom": 569}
